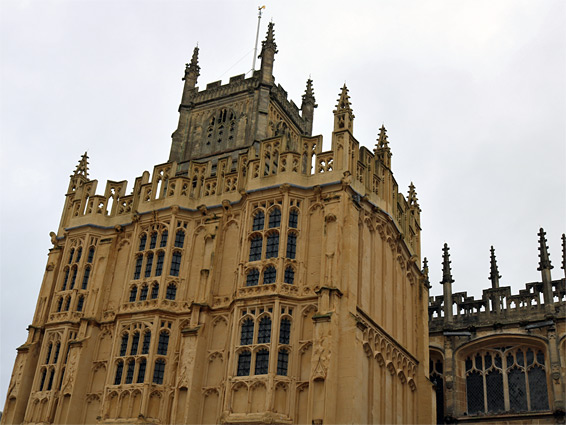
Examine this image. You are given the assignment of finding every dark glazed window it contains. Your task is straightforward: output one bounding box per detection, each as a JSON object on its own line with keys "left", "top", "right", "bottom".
{"left": 145, "top": 253, "right": 154, "bottom": 278}
{"left": 153, "top": 359, "right": 165, "bottom": 384}
{"left": 284, "top": 267, "right": 295, "bottom": 284}
{"left": 268, "top": 208, "right": 281, "bottom": 228}
{"left": 133, "top": 256, "right": 143, "bottom": 280}
{"left": 75, "top": 247, "right": 82, "bottom": 263}
{"left": 157, "top": 332, "right": 169, "bottom": 355}
{"left": 64, "top": 296, "right": 71, "bottom": 311}
{"left": 249, "top": 235, "right": 262, "bottom": 261}
{"left": 279, "top": 319, "right": 291, "bottom": 344}
{"left": 76, "top": 295, "right": 84, "bottom": 312}
{"left": 139, "top": 285, "right": 148, "bottom": 301}
{"left": 125, "top": 361, "right": 135, "bottom": 384}
{"left": 237, "top": 351, "right": 251, "bottom": 376}
{"left": 87, "top": 247, "right": 95, "bottom": 263}
{"left": 138, "top": 234, "right": 147, "bottom": 252}
{"left": 258, "top": 316, "right": 271, "bottom": 343}
{"left": 240, "top": 318, "right": 254, "bottom": 345}
{"left": 119, "top": 334, "right": 129, "bottom": 356}
{"left": 45, "top": 343, "right": 53, "bottom": 364}
{"left": 166, "top": 283, "right": 177, "bottom": 300}
{"left": 160, "top": 230, "right": 168, "bottom": 247}
{"left": 130, "top": 332, "right": 140, "bottom": 355}
{"left": 255, "top": 349, "right": 269, "bottom": 375}
{"left": 68, "top": 248, "right": 74, "bottom": 264}
{"left": 288, "top": 209, "right": 299, "bottom": 228}
{"left": 62, "top": 268, "right": 69, "bottom": 290}
{"left": 155, "top": 252, "right": 164, "bottom": 276}
{"left": 53, "top": 343, "right": 60, "bottom": 363}
{"left": 508, "top": 367, "right": 527, "bottom": 411}
{"left": 286, "top": 233, "right": 297, "bottom": 259}
{"left": 263, "top": 266, "right": 276, "bottom": 284}
{"left": 151, "top": 284, "right": 159, "bottom": 299}
{"left": 81, "top": 267, "right": 91, "bottom": 290}
{"left": 466, "top": 370, "right": 484, "bottom": 414}
{"left": 114, "top": 361, "right": 124, "bottom": 385}
{"left": 246, "top": 269, "right": 259, "bottom": 286}
{"left": 149, "top": 232, "right": 158, "bottom": 249}
{"left": 69, "top": 267, "right": 77, "bottom": 289}
{"left": 39, "top": 369, "right": 47, "bottom": 391}
{"left": 129, "top": 286, "right": 138, "bottom": 302}
{"left": 174, "top": 230, "right": 185, "bottom": 248}
{"left": 47, "top": 369, "right": 55, "bottom": 391}
{"left": 141, "top": 332, "right": 151, "bottom": 354}
{"left": 57, "top": 297, "right": 63, "bottom": 312}
{"left": 265, "top": 233, "right": 279, "bottom": 258}
{"left": 137, "top": 358, "right": 146, "bottom": 383}
{"left": 277, "top": 349, "right": 289, "bottom": 375}
{"left": 252, "top": 211, "right": 265, "bottom": 231}
{"left": 170, "top": 252, "right": 182, "bottom": 276}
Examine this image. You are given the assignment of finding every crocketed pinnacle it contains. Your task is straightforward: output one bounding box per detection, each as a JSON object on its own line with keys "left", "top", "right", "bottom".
{"left": 335, "top": 84, "right": 353, "bottom": 112}
{"left": 537, "top": 227, "right": 553, "bottom": 271}
{"left": 488, "top": 246, "right": 501, "bottom": 288}
{"left": 184, "top": 46, "right": 200, "bottom": 78}
{"left": 376, "top": 125, "right": 389, "bottom": 149}
{"left": 408, "top": 182, "right": 420, "bottom": 210}
{"left": 302, "top": 78, "right": 316, "bottom": 106}
{"left": 441, "top": 243, "right": 454, "bottom": 284}
{"left": 260, "top": 21, "right": 278, "bottom": 55}
{"left": 422, "top": 257, "right": 431, "bottom": 288}
{"left": 73, "top": 152, "right": 89, "bottom": 178}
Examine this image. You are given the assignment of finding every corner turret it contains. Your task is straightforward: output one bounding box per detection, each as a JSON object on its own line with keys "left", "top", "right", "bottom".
{"left": 181, "top": 46, "right": 200, "bottom": 105}
{"left": 68, "top": 152, "right": 89, "bottom": 193}
{"left": 333, "top": 84, "right": 354, "bottom": 132}
{"left": 259, "top": 22, "right": 277, "bottom": 85}
{"left": 301, "top": 78, "right": 317, "bottom": 136}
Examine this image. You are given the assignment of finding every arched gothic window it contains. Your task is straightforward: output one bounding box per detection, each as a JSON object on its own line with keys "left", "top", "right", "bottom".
{"left": 284, "top": 267, "right": 295, "bottom": 284}
{"left": 166, "top": 283, "right": 177, "bottom": 300}
{"left": 153, "top": 359, "right": 165, "bottom": 384}
{"left": 255, "top": 349, "right": 269, "bottom": 375}
{"left": 277, "top": 349, "right": 289, "bottom": 375}
{"left": 157, "top": 332, "right": 169, "bottom": 355}
{"left": 279, "top": 319, "right": 291, "bottom": 344}
{"left": 237, "top": 351, "right": 251, "bottom": 376}
{"left": 252, "top": 211, "right": 265, "bottom": 231}
{"left": 174, "top": 230, "right": 185, "bottom": 248}
{"left": 258, "top": 316, "right": 272, "bottom": 343}
{"left": 240, "top": 318, "right": 254, "bottom": 345}
{"left": 263, "top": 266, "right": 276, "bottom": 284}
{"left": 268, "top": 208, "right": 281, "bottom": 228}
{"left": 246, "top": 269, "right": 260, "bottom": 286}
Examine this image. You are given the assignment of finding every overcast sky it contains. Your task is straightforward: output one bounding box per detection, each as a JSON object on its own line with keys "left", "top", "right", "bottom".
{"left": 1, "top": 0, "right": 564, "bottom": 404}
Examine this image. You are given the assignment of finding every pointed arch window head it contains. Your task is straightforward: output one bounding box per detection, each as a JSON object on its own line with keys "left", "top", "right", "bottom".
{"left": 138, "top": 234, "right": 147, "bottom": 252}
{"left": 64, "top": 296, "right": 71, "bottom": 311}
{"left": 249, "top": 235, "right": 263, "bottom": 261}
{"left": 145, "top": 252, "right": 154, "bottom": 278}
{"left": 157, "top": 331, "right": 169, "bottom": 355}
{"left": 258, "top": 316, "right": 272, "bottom": 343}
{"left": 151, "top": 283, "right": 159, "bottom": 299}
{"left": 130, "top": 332, "right": 140, "bottom": 355}
{"left": 170, "top": 251, "right": 182, "bottom": 276}
{"left": 142, "top": 332, "right": 151, "bottom": 354}
{"left": 68, "top": 248, "right": 75, "bottom": 264}
{"left": 166, "top": 283, "right": 177, "bottom": 300}
{"left": 255, "top": 349, "right": 269, "bottom": 375}
{"left": 263, "top": 266, "right": 276, "bottom": 284}
{"left": 289, "top": 209, "right": 299, "bottom": 228}
{"left": 240, "top": 318, "right": 254, "bottom": 345}
{"left": 160, "top": 230, "right": 168, "bottom": 247}
{"left": 139, "top": 285, "right": 148, "bottom": 301}
{"left": 279, "top": 318, "right": 291, "bottom": 344}
{"left": 75, "top": 247, "right": 82, "bottom": 263}
{"left": 252, "top": 211, "right": 265, "bottom": 231}
{"left": 133, "top": 256, "right": 143, "bottom": 280}
{"left": 129, "top": 286, "right": 138, "bottom": 302}
{"left": 237, "top": 351, "right": 251, "bottom": 376}
{"left": 87, "top": 247, "right": 95, "bottom": 263}
{"left": 246, "top": 269, "right": 260, "bottom": 286}
{"left": 268, "top": 208, "right": 281, "bottom": 228}
{"left": 149, "top": 232, "right": 158, "bottom": 249}
{"left": 82, "top": 267, "right": 91, "bottom": 290}
{"left": 119, "top": 334, "right": 129, "bottom": 356}
{"left": 174, "top": 230, "right": 185, "bottom": 248}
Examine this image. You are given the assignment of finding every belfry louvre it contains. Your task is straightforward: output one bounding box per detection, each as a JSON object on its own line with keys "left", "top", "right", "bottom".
{"left": 2, "top": 22, "right": 565, "bottom": 425}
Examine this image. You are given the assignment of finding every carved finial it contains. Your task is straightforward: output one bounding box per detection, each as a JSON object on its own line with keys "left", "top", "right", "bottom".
{"left": 73, "top": 152, "right": 89, "bottom": 178}
{"left": 302, "top": 78, "right": 317, "bottom": 107}
{"left": 441, "top": 243, "right": 454, "bottom": 284}
{"left": 562, "top": 233, "right": 565, "bottom": 275}
{"left": 537, "top": 227, "right": 553, "bottom": 271}
{"left": 376, "top": 125, "right": 389, "bottom": 149}
{"left": 184, "top": 45, "right": 200, "bottom": 78}
{"left": 408, "top": 182, "right": 420, "bottom": 210}
{"left": 488, "top": 245, "right": 501, "bottom": 288}
{"left": 335, "top": 84, "right": 353, "bottom": 112}
{"left": 422, "top": 257, "right": 431, "bottom": 288}
{"left": 260, "top": 21, "right": 278, "bottom": 55}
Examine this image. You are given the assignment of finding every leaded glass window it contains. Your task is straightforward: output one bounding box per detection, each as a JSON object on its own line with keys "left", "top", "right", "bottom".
{"left": 141, "top": 332, "right": 151, "bottom": 354}
{"left": 166, "top": 283, "right": 176, "bottom": 300}
{"left": 263, "top": 266, "right": 276, "bottom": 284}
{"left": 170, "top": 252, "right": 181, "bottom": 276}
{"left": 137, "top": 358, "right": 146, "bottom": 383}
{"left": 130, "top": 332, "right": 140, "bottom": 355}
{"left": 174, "top": 230, "right": 185, "bottom": 248}
{"left": 252, "top": 211, "right": 265, "bottom": 231}
{"left": 70, "top": 267, "right": 77, "bottom": 289}
{"left": 246, "top": 269, "right": 259, "bottom": 286}
{"left": 237, "top": 351, "right": 251, "bottom": 376}
{"left": 53, "top": 343, "right": 60, "bottom": 363}
{"left": 284, "top": 267, "right": 295, "bottom": 284}
{"left": 125, "top": 360, "right": 135, "bottom": 384}
{"left": 286, "top": 233, "right": 297, "bottom": 259}
{"left": 268, "top": 208, "right": 281, "bottom": 228}
{"left": 289, "top": 209, "right": 299, "bottom": 228}
{"left": 279, "top": 319, "right": 291, "bottom": 344}
{"left": 258, "top": 316, "right": 271, "bottom": 343}
{"left": 139, "top": 285, "right": 148, "bottom": 301}
{"left": 155, "top": 252, "right": 164, "bottom": 276}
{"left": 62, "top": 268, "right": 69, "bottom": 291}
{"left": 138, "top": 234, "right": 147, "bottom": 252}
{"left": 152, "top": 359, "right": 165, "bottom": 384}
{"left": 119, "top": 334, "right": 129, "bottom": 356}
{"left": 81, "top": 267, "right": 90, "bottom": 290}
{"left": 255, "top": 349, "right": 269, "bottom": 375}
{"left": 45, "top": 344, "right": 53, "bottom": 364}
{"left": 75, "top": 247, "right": 82, "bottom": 263}
{"left": 87, "top": 247, "right": 95, "bottom": 263}
{"left": 114, "top": 361, "right": 124, "bottom": 385}
{"left": 145, "top": 253, "right": 154, "bottom": 277}
{"left": 149, "top": 232, "right": 158, "bottom": 249}
{"left": 39, "top": 369, "right": 47, "bottom": 391}
{"left": 266, "top": 233, "right": 279, "bottom": 258}
{"left": 157, "top": 332, "right": 169, "bottom": 355}
{"left": 160, "top": 230, "right": 168, "bottom": 247}
{"left": 240, "top": 318, "right": 254, "bottom": 345}
{"left": 129, "top": 286, "right": 138, "bottom": 302}
{"left": 277, "top": 349, "right": 289, "bottom": 375}
{"left": 76, "top": 295, "right": 84, "bottom": 312}
{"left": 249, "top": 235, "right": 262, "bottom": 261}
{"left": 151, "top": 283, "right": 159, "bottom": 299}
{"left": 133, "top": 256, "right": 143, "bottom": 280}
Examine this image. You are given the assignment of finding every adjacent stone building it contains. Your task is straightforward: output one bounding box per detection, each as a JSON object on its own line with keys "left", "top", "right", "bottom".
{"left": 1, "top": 24, "right": 435, "bottom": 424}
{"left": 428, "top": 232, "right": 566, "bottom": 424}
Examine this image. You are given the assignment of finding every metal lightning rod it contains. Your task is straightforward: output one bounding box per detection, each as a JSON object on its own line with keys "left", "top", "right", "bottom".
{"left": 252, "top": 5, "right": 265, "bottom": 72}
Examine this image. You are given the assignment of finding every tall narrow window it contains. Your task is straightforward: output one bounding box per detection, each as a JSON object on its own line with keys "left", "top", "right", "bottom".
{"left": 151, "top": 283, "right": 159, "bottom": 299}
{"left": 249, "top": 235, "right": 263, "bottom": 261}
{"left": 129, "top": 286, "right": 138, "bottom": 302}
{"left": 240, "top": 318, "right": 254, "bottom": 345}
{"left": 81, "top": 267, "right": 91, "bottom": 290}
{"left": 133, "top": 256, "right": 143, "bottom": 280}
{"left": 57, "top": 297, "right": 63, "bottom": 312}
{"left": 145, "top": 253, "right": 154, "bottom": 278}
{"left": 69, "top": 267, "right": 77, "bottom": 289}
{"left": 174, "top": 230, "right": 185, "bottom": 248}
{"left": 255, "top": 349, "right": 269, "bottom": 375}
{"left": 288, "top": 210, "right": 299, "bottom": 228}
{"left": 139, "top": 285, "right": 148, "bottom": 301}
{"left": 75, "top": 247, "right": 82, "bottom": 263}
{"left": 258, "top": 316, "right": 272, "bottom": 343}
{"left": 45, "top": 344, "right": 53, "bottom": 364}
{"left": 246, "top": 269, "right": 260, "bottom": 286}
{"left": 125, "top": 360, "right": 135, "bottom": 384}
{"left": 114, "top": 361, "right": 124, "bottom": 385}
{"left": 119, "top": 334, "right": 129, "bottom": 356}
{"left": 268, "top": 208, "right": 281, "bottom": 228}
{"left": 252, "top": 211, "right": 265, "bottom": 231}
{"left": 157, "top": 332, "right": 169, "bottom": 355}
{"left": 76, "top": 295, "right": 84, "bottom": 312}
{"left": 266, "top": 233, "right": 279, "bottom": 258}
{"left": 130, "top": 332, "right": 140, "bottom": 355}
{"left": 155, "top": 252, "right": 164, "bottom": 276}
{"left": 153, "top": 359, "right": 165, "bottom": 384}
{"left": 160, "top": 230, "right": 168, "bottom": 247}
{"left": 137, "top": 358, "right": 147, "bottom": 383}
{"left": 142, "top": 332, "right": 151, "bottom": 354}
{"left": 277, "top": 349, "right": 289, "bottom": 375}
{"left": 68, "top": 248, "right": 75, "bottom": 264}
{"left": 286, "top": 233, "right": 297, "bottom": 259}
{"left": 170, "top": 252, "right": 182, "bottom": 276}
{"left": 166, "top": 283, "right": 177, "bottom": 300}
{"left": 64, "top": 296, "right": 71, "bottom": 311}
{"left": 279, "top": 319, "right": 291, "bottom": 344}
{"left": 284, "top": 267, "right": 295, "bottom": 284}
{"left": 87, "top": 247, "right": 95, "bottom": 263}
{"left": 47, "top": 369, "right": 55, "bottom": 391}
{"left": 263, "top": 266, "right": 276, "bottom": 284}
{"left": 237, "top": 351, "right": 251, "bottom": 376}
{"left": 149, "top": 232, "right": 158, "bottom": 249}
{"left": 62, "top": 268, "right": 69, "bottom": 291}
{"left": 39, "top": 369, "right": 47, "bottom": 391}
{"left": 138, "top": 234, "right": 147, "bottom": 251}
{"left": 53, "top": 343, "right": 60, "bottom": 363}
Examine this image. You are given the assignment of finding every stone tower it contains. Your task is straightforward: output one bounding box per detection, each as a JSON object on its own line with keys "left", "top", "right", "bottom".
{"left": 1, "top": 24, "right": 434, "bottom": 424}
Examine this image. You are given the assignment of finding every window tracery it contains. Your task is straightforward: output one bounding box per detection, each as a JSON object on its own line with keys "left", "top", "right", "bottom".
{"left": 112, "top": 323, "right": 153, "bottom": 386}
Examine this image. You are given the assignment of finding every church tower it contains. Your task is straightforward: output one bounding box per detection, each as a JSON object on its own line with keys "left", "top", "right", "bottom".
{"left": 2, "top": 24, "right": 434, "bottom": 425}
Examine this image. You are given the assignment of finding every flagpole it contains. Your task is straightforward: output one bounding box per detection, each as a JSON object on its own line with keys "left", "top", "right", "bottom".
{"left": 252, "top": 6, "right": 265, "bottom": 71}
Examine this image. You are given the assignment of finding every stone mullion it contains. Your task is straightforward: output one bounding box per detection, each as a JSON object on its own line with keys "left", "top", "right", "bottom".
{"left": 502, "top": 351, "right": 510, "bottom": 412}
